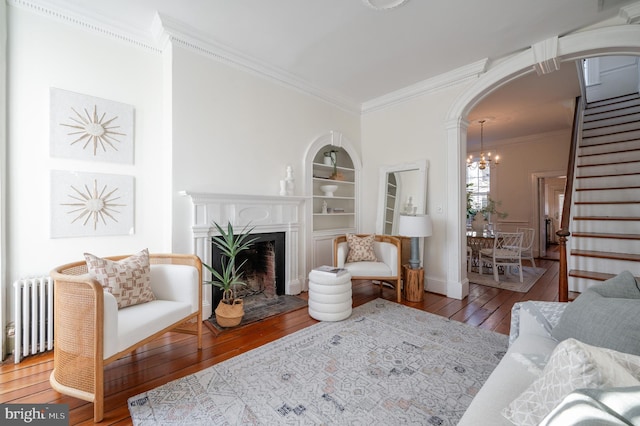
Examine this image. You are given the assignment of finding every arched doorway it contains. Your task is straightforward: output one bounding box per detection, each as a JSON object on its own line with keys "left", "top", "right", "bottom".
{"left": 444, "top": 24, "right": 640, "bottom": 300}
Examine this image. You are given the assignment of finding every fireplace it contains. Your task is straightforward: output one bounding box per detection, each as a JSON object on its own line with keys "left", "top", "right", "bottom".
{"left": 210, "top": 232, "right": 285, "bottom": 307}
{"left": 181, "top": 191, "right": 306, "bottom": 319}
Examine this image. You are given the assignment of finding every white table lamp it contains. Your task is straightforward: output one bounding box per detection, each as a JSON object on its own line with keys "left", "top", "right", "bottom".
{"left": 398, "top": 214, "right": 433, "bottom": 269}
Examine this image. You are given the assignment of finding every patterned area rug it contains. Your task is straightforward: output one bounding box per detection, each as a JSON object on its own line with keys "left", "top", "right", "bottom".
{"left": 468, "top": 266, "right": 547, "bottom": 292}
{"left": 207, "top": 294, "right": 308, "bottom": 333}
{"left": 128, "top": 299, "right": 508, "bottom": 425}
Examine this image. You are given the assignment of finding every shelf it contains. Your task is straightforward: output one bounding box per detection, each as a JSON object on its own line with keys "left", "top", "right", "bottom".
{"left": 313, "top": 213, "right": 354, "bottom": 216}
{"left": 312, "top": 177, "right": 355, "bottom": 185}
{"left": 312, "top": 162, "right": 355, "bottom": 172}
{"left": 314, "top": 195, "right": 355, "bottom": 200}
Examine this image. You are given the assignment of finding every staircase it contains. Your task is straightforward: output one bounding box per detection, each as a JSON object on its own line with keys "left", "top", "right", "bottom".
{"left": 567, "top": 93, "right": 640, "bottom": 292}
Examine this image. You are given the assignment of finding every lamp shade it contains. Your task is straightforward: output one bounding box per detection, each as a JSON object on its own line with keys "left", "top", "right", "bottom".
{"left": 398, "top": 214, "right": 433, "bottom": 237}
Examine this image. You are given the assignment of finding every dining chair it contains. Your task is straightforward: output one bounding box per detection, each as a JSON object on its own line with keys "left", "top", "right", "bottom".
{"left": 466, "top": 246, "right": 473, "bottom": 273}
{"left": 479, "top": 231, "right": 524, "bottom": 283}
{"left": 517, "top": 227, "right": 536, "bottom": 267}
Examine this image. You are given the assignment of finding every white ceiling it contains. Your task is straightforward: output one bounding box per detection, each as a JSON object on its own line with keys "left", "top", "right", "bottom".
{"left": 33, "top": 0, "right": 638, "bottom": 145}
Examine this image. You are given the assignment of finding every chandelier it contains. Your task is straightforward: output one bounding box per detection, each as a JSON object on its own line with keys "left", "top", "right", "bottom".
{"left": 467, "top": 119, "right": 500, "bottom": 170}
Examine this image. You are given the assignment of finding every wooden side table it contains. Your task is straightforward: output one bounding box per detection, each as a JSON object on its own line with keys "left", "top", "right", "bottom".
{"left": 403, "top": 264, "right": 424, "bottom": 302}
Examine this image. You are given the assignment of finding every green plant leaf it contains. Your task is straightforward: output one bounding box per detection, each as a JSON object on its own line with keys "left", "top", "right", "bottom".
{"left": 202, "top": 221, "right": 257, "bottom": 293}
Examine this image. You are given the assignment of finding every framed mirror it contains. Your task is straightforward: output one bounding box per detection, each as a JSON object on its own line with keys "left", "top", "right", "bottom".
{"left": 376, "top": 159, "right": 428, "bottom": 235}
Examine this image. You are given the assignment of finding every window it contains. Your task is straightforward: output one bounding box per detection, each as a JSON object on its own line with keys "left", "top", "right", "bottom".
{"left": 466, "top": 163, "right": 490, "bottom": 215}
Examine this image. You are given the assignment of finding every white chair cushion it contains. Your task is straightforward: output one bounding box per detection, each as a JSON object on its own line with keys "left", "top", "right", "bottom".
{"left": 337, "top": 240, "right": 399, "bottom": 277}
{"left": 344, "top": 261, "right": 392, "bottom": 277}
{"left": 102, "top": 263, "right": 199, "bottom": 359}
{"left": 114, "top": 300, "right": 192, "bottom": 358}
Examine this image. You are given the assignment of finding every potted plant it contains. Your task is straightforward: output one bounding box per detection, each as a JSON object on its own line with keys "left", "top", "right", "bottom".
{"left": 471, "top": 197, "right": 508, "bottom": 234}
{"left": 203, "top": 221, "right": 258, "bottom": 327}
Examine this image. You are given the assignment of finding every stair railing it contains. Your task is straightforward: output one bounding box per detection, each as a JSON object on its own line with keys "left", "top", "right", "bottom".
{"left": 557, "top": 95, "right": 585, "bottom": 302}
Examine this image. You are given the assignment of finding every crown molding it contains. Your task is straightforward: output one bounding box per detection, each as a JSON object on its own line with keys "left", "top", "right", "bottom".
{"left": 11, "top": 0, "right": 360, "bottom": 114}
{"left": 153, "top": 13, "right": 361, "bottom": 114}
{"left": 361, "top": 58, "right": 489, "bottom": 114}
{"left": 7, "top": 0, "right": 517, "bottom": 117}
{"left": 619, "top": 2, "right": 640, "bottom": 23}
{"left": 8, "top": 0, "right": 160, "bottom": 53}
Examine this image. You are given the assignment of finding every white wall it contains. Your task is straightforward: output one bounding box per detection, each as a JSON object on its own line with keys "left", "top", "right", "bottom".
{"left": 6, "top": 8, "right": 165, "bottom": 317}
{"left": 488, "top": 131, "right": 571, "bottom": 231}
{"left": 362, "top": 93, "right": 572, "bottom": 294}
{"left": 167, "top": 43, "right": 361, "bottom": 255}
{"left": 361, "top": 84, "right": 471, "bottom": 295}
{"left": 5, "top": 2, "right": 640, "bottom": 355}
{"left": 586, "top": 56, "right": 640, "bottom": 102}
{"left": 3, "top": 7, "right": 361, "bottom": 356}
{"left": 5, "top": 5, "right": 361, "bottom": 287}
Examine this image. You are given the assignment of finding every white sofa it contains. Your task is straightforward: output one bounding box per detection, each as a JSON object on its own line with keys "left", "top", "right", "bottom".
{"left": 49, "top": 253, "right": 202, "bottom": 422}
{"left": 459, "top": 271, "right": 640, "bottom": 425}
{"left": 459, "top": 301, "right": 567, "bottom": 425}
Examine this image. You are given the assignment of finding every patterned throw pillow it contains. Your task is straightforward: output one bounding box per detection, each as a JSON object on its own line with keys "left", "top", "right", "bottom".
{"left": 346, "top": 234, "right": 377, "bottom": 263}
{"left": 502, "top": 338, "right": 640, "bottom": 426}
{"left": 85, "top": 248, "right": 155, "bottom": 309}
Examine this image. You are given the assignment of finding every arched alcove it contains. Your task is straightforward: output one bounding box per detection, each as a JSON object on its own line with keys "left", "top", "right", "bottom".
{"left": 444, "top": 24, "right": 640, "bottom": 300}
{"left": 303, "top": 130, "right": 362, "bottom": 274}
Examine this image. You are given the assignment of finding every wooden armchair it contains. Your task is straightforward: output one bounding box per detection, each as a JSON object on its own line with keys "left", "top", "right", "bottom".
{"left": 49, "top": 253, "right": 202, "bottom": 422}
{"left": 334, "top": 234, "right": 402, "bottom": 302}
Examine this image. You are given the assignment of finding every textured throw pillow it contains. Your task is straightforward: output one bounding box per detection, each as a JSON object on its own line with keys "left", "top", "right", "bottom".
{"left": 502, "top": 338, "right": 640, "bottom": 426}
{"left": 85, "top": 248, "right": 155, "bottom": 309}
{"left": 551, "top": 271, "right": 640, "bottom": 356}
{"left": 346, "top": 234, "right": 377, "bottom": 263}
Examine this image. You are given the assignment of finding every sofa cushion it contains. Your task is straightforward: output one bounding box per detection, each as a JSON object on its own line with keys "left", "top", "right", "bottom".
{"left": 85, "top": 248, "right": 155, "bottom": 309}
{"left": 115, "top": 299, "right": 192, "bottom": 357}
{"left": 346, "top": 234, "right": 377, "bottom": 262}
{"left": 551, "top": 271, "right": 640, "bottom": 356}
{"left": 540, "top": 386, "right": 640, "bottom": 425}
{"left": 502, "top": 338, "right": 640, "bottom": 426}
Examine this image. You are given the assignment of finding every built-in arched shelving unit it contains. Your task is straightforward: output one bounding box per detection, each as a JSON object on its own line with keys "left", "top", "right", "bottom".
{"left": 304, "top": 131, "right": 361, "bottom": 271}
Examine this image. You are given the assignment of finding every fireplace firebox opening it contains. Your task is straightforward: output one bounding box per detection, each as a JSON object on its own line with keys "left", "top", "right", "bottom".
{"left": 210, "top": 232, "right": 285, "bottom": 309}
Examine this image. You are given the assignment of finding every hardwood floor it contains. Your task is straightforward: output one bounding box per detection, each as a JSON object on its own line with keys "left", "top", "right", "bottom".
{"left": 1, "top": 257, "right": 563, "bottom": 425}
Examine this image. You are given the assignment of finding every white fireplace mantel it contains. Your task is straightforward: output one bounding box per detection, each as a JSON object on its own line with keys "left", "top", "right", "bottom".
{"left": 181, "top": 191, "right": 308, "bottom": 318}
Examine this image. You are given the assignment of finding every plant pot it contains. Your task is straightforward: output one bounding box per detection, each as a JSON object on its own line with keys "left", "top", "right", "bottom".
{"left": 330, "top": 171, "right": 345, "bottom": 181}
{"left": 215, "top": 299, "right": 244, "bottom": 327}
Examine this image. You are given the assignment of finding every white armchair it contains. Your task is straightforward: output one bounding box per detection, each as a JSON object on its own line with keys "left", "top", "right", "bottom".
{"left": 334, "top": 234, "right": 402, "bottom": 302}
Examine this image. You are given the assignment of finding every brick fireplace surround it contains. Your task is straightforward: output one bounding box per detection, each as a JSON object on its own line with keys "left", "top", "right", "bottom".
{"left": 181, "top": 191, "right": 307, "bottom": 318}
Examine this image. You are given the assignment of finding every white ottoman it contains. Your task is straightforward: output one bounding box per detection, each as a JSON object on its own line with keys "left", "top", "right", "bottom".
{"left": 308, "top": 270, "right": 352, "bottom": 321}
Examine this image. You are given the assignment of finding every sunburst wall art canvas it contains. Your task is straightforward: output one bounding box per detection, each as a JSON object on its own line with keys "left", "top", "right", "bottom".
{"left": 50, "top": 170, "right": 134, "bottom": 238}
{"left": 50, "top": 88, "right": 134, "bottom": 163}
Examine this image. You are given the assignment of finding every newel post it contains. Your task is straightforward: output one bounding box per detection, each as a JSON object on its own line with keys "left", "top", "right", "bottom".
{"left": 556, "top": 229, "right": 571, "bottom": 303}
